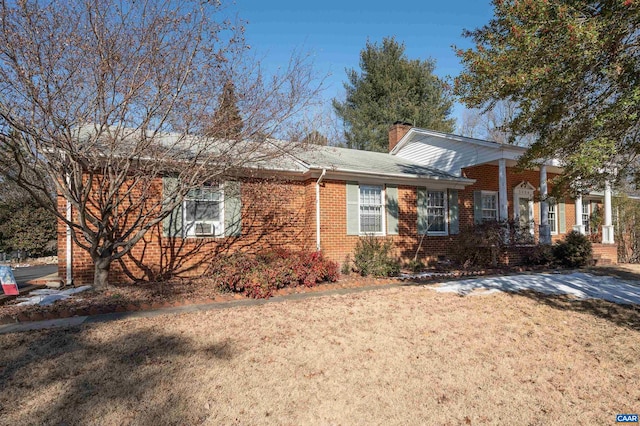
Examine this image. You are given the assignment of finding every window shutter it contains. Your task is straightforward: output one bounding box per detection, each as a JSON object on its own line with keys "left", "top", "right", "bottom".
{"left": 346, "top": 182, "right": 359, "bottom": 235}
{"left": 558, "top": 200, "right": 566, "bottom": 234}
{"left": 162, "top": 177, "right": 183, "bottom": 237}
{"left": 386, "top": 185, "right": 399, "bottom": 235}
{"left": 473, "top": 190, "right": 482, "bottom": 224}
{"left": 224, "top": 181, "right": 242, "bottom": 237}
{"left": 417, "top": 187, "right": 428, "bottom": 235}
{"left": 449, "top": 189, "right": 459, "bottom": 235}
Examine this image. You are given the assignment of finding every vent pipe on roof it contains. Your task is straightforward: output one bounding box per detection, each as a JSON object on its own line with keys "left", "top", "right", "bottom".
{"left": 388, "top": 121, "right": 412, "bottom": 153}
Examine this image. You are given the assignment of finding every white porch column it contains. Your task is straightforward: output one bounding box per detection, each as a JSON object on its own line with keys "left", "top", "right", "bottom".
{"left": 539, "top": 165, "right": 551, "bottom": 244}
{"left": 573, "top": 193, "right": 585, "bottom": 234}
{"left": 498, "top": 159, "right": 508, "bottom": 221}
{"left": 602, "top": 180, "right": 615, "bottom": 244}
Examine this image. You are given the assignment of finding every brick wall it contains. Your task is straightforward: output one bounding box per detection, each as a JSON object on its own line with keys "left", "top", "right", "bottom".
{"left": 592, "top": 243, "right": 618, "bottom": 265}
{"left": 60, "top": 177, "right": 315, "bottom": 285}
{"left": 317, "top": 180, "right": 457, "bottom": 266}
{"left": 461, "top": 164, "right": 576, "bottom": 242}
{"left": 59, "top": 167, "right": 616, "bottom": 285}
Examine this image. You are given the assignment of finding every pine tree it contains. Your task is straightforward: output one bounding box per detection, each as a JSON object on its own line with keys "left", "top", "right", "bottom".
{"left": 333, "top": 37, "right": 455, "bottom": 152}
{"left": 208, "top": 80, "right": 244, "bottom": 139}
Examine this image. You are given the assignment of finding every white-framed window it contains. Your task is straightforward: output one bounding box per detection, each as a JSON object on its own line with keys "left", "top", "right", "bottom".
{"left": 548, "top": 200, "right": 558, "bottom": 234}
{"left": 481, "top": 191, "right": 498, "bottom": 221}
{"left": 582, "top": 199, "right": 591, "bottom": 234}
{"left": 359, "top": 185, "right": 385, "bottom": 234}
{"left": 427, "top": 190, "right": 447, "bottom": 234}
{"left": 184, "top": 185, "right": 224, "bottom": 237}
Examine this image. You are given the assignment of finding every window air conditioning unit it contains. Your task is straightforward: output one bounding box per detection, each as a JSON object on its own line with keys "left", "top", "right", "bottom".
{"left": 194, "top": 222, "right": 214, "bottom": 236}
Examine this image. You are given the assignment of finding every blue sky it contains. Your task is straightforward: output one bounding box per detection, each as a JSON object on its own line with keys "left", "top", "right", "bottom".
{"left": 231, "top": 0, "right": 496, "bottom": 134}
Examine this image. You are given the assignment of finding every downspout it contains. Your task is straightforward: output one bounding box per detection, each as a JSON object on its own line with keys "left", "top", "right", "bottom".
{"left": 315, "top": 169, "right": 326, "bottom": 251}
{"left": 65, "top": 176, "right": 73, "bottom": 286}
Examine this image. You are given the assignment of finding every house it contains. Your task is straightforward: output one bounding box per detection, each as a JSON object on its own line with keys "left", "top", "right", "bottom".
{"left": 58, "top": 139, "right": 476, "bottom": 285}
{"left": 388, "top": 122, "right": 618, "bottom": 263}
{"left": 58, "top": 125, "right": 618, "bottom": 285}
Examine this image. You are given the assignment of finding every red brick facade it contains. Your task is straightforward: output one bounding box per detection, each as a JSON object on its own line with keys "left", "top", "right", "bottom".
{"left": 59, "top": 166, "right": 616, "bottom": 285}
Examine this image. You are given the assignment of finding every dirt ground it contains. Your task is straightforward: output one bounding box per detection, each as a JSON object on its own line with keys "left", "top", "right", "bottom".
{"left": 1, "top": 285, "right": 638, "bottom": 425}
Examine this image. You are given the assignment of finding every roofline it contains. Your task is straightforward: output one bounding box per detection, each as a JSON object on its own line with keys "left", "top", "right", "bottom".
{"left": 390, "top": 127, "right": 528, "bottom": 155}
{"left": 390, "top": 127, "right": 568, "bottom": 168}
{"left": 306, "top": 167, "right": 475, "bottom": 188}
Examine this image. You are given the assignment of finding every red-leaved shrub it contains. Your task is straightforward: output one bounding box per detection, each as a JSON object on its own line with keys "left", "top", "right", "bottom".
{"left": 207, "top": 250, "right": 339, "bottom": 298}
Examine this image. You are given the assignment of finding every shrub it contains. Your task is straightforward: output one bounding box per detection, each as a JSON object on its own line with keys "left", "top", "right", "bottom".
{"left": 521, "top": 245, "right": 554, "bottom": 266}
{"left": 353, "top": 236, "right": 400, "bottom": 277}
{"left": 406, "top": 259, "right": 425, "bottom": 273}
{"left": 452, "top": 221, "right": 508, "bottom": 267}
{"left": 552, "top": 231, "right": 593, "bottom": 267}
{"left": 341, "top": 254, "right": 352, "bottom": 275}
{"left": 207, "top": 250, "right": 339, "bottom": 298}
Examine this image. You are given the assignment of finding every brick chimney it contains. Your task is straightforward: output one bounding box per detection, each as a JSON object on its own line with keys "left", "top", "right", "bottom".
{"left": 388, "top": 121, "right": 412, "bottom": 152}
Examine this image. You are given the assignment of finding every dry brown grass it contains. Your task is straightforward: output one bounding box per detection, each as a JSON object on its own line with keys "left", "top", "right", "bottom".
{"left": 1, "top": 286, "right": 639, "bottom": 425}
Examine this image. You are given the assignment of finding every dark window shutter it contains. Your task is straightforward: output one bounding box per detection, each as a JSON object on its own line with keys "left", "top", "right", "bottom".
{"left": 417, "top": 187, "right": 428, "bottom": 235}
{"left": 346, "top": 182, "right": 360, "bottom": 235}
{"left": 449, "top": 189, "right": 459, "bottom": 235}
{"left": 224, "top": 181, "right": 242, "bottom": 237}
{"left": 162, "top": 177, "right": 183, "bottom": 238}
{"left": 558, "top": 200, "right": 566, "bottom": 234}
{"left": 386, "top": 185, "right": 399, "bottom": 235}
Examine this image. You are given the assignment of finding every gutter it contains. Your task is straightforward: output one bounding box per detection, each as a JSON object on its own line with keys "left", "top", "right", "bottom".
{"left": 306, "top": 168, "right": 475, "bottom": 189}
{"left": 315, "top": 168, "right": 326, "bottom": 251}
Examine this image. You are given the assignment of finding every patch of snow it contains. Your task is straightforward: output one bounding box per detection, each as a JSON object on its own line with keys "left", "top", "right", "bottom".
{"left": 16, "top": 285, "right": 92, "bottom": 306}
{"left": 432, "top": 273, "right": 640, "bottom": 305}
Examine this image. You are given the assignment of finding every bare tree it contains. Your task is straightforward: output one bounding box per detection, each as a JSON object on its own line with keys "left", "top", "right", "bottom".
{"left": 0, "top": 0, "right": 321, "bottom": 290}
{"left": 458, "top": 100, "right": 535, "bottom": 146}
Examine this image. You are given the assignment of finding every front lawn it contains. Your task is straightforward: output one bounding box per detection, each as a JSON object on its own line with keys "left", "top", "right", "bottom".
{"left": 1, "top": 285, "right": 638, "bottom": 425}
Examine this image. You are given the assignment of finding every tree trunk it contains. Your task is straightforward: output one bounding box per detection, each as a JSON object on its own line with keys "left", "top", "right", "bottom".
{"left": 93, "top": 256, "right": 111, "bottom": 291}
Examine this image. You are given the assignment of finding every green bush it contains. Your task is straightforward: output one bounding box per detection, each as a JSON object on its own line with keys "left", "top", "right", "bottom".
{"left": 353, "top": 236, "right": 400, "bottom": 277}
{"left": 552, "top": 231, "right": 593, "bottom": 267}
{"left": 406, "top": 259, "right": 425, "bottom": 273}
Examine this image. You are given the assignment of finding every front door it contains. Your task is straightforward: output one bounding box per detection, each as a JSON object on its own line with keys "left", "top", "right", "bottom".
{"left": 514, "top": 181, "right": 536, "bottom": 237}
{"left": 518, "top": 197, "right": 531, "bottom": 229}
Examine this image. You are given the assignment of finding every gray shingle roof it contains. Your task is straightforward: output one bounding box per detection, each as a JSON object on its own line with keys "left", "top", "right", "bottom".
{"left": 292, "top": 145, "right": 466, "bottom": 181}
{"left": 72, "top": 123, "right": 470, "bottom": 183}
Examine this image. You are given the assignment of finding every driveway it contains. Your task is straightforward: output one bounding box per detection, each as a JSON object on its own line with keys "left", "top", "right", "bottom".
{"left": 433, "top": 271, "right": 640, "bottom": 305}
{"left": 12, "top": 265, "right": 58, "bottom": 287}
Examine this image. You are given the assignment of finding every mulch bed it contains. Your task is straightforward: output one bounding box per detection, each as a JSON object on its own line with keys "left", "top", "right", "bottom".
{"left": 0, "top": 265, "right": 542, "bottom": 324}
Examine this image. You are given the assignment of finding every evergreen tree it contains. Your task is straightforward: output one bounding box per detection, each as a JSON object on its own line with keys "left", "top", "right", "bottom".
{"left": 208, "top": 80, "right": 244, "bottom": 139}
{"left": 455, "top": 0, "right": 640, "bottom": 189}
{"left": 333, "top": 37, "right": 455, "bottom": 152}
{"left": 0, "top": 180, "right": 56, "bottom": 257}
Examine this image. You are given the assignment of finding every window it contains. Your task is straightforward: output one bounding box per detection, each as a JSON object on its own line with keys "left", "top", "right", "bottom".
{"left": 359, "top": 185, "right": 384, "bottom": 234}
{"left": 548, "top": 200, "right": 558, "bottom": 234}
{"left": 427, "top": 191, "right": 446, "bottom": 233}
{"left": 582, "top": 199, "right": 591, "bottom": 234}
{"left": 184, "top": 185, "right": 224, "bottom": 237}
{"left": 481, "top": 192, "right": 498, "bottom": 221}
